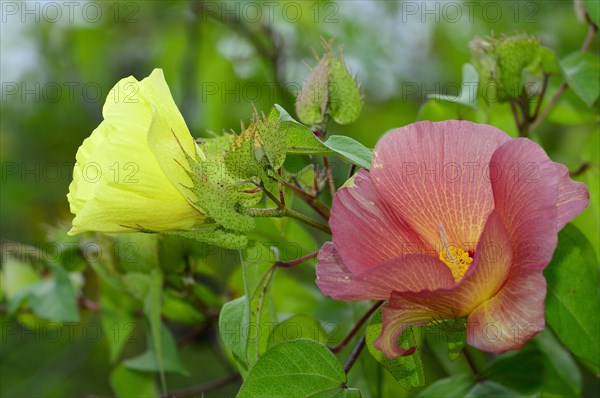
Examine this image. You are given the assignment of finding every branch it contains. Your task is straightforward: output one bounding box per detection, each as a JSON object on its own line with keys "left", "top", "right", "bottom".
{"left": 275, "top": 251, "right": 318, "bottom": 268}
{"left": 529, "top": 23, "right": 598, "bottom": 134}
{"left": 570, "top": 162, "right": 591, "bottom": 177}
{"left": 241, "top": 207, "right": 331, "bottom": 234}
{"left": 330, "top": 301, "right": 384, "bottom": 353}
{"left": 323, "top": 156, "right": 337, "bottom": 199}
{"left": 343, "top": 333, "right": 366, "bottom": 374}
{"left": 282, "top": 180, "right": 331, "bottom": 219}
{"left": 462, "top": 348, "right": 481, "bottom": 378}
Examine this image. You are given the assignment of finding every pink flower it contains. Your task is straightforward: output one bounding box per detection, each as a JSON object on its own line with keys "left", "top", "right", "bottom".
{"left": 316, "top": 121, "right": 589, "bottom": 358}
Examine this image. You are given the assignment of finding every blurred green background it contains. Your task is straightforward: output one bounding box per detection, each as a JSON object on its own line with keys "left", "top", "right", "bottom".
{"left": 1, "top": 0, "right": 598, "bottom": 397}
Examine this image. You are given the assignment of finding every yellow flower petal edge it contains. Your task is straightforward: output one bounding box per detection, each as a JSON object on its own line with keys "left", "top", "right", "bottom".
{"left": 67, "top": 69, "right": 205, "bottom": 235}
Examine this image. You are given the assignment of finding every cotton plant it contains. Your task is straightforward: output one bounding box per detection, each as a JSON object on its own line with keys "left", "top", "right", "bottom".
{"left": 6, "top": 29, "right": 598, "bottom": 397}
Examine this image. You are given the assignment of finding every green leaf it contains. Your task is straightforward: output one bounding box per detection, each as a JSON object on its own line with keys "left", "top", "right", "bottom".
{"left": 425, "top": 318, "right": 466, "bottom": 361}
{"left": 192, "top": 282, "right": 222, "bottom": 308}
{"left": 237, "top": 339, "right": 352, "bottom": 398}
{"left": 1, "top": 256, "right": 40, "bottom": 300}
{"left": 8, "top": 263, "right": 79, "bottom": 323}
{"left": 241, "top": 243, "right": 277, "bottom": 365}
{"left": 110, "top": 363, "right": 159, "bottom": 398}
{"left": 428, "top": 63, "right": 479, "bottom": 109}
{"left": 123, "top": 322, "right": 188, "bottom": 375}
{"left": 465, "top": 381, "right": 538, "bottom": 397}
{"left": 560, "top": 52, "right": 600, "bottom": 106}
{"left": 417, "top": 100, "right": 460, "bottom": 121}
{"left": 535, "top": 329, "right": 582, "bottom": 395}
{"left": 278, "top": 104, "right": 330, "bottom": 154}
{"left": 139, "top": 268, "right": 176, "bottom": 389}
{"left": 584, "top": 0, "right": 600, "bottom": 26}
{"left": 365, "top": 309, "right": 424, "bottom": 389}
{"left": 268, "top": 314, "right": 330, "bottom": 348}
{"left": 278, "top": 104, "right": 373, "bottom": 169}
{"left": 157, "top": 234, "right": 192, "bottom": 274}
{"left": 161, "top": 290, "right": 206, "bottom": 324}
{"left": 322, "top": 135, "right": 372, "bottom": 169}
{"left": 121, "top": 272, "right": 151, "bottom": 301}
{"left": 271, "top": 268, "right": 321, "bottom": 315}
{"left": 100, "top": 279, "right": 138, "bottom": 363}
{"left": 416, "top": 374, "right": 476, "bottom": 398}
{"left": 307, "top": 388, "right": 362, "bottom": 398}
{"left": 547, "top": 89, "right": 600, "bottom": 125}
{"left": 219, "top": 296, "right": 250, "bottom": 376}
{"left": 51, "top": 232, "right": 87, "bottom": 272}
{"left": 544, "top": 223, "right": 600, "bottom": 371}
{"left": 483, "top": 329, "right": 581, "bottom": 396}
{"left": 114, "top": 233, "right": 159, "bottom": 274}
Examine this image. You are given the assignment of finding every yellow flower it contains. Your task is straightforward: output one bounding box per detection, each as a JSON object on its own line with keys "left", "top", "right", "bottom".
{"left": 67, "top": 69, "right": 205, "bottom": 235}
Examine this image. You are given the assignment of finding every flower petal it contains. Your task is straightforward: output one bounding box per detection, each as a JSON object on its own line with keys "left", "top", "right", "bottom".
{"left": 316, "top": 242, "right": 454, "bottom": 301}
{"left": 143, "top": 69, "right": 205, "bottom": 204}
{"left": 370, "top": 121, "right": 510, "bottom": 250}
{"left": 553, "top": 163, "right": 589, "bottom": 230}
{"left": 467, "top": 269, "right": 546, "bottom": 353}
{"left": 67, "top": 74, "right": 203, "bottom": 234}
{"left": 330, "top": 169, "right": 427, "bottom": 274}
{"left": 489, "top": 138, "right": 560, "bottom": 271}
{"left": 373, "top": 210, "right": 512, "bottom": 358}
{"left": 315, "top": 242, "right": 374, "bottom": 301}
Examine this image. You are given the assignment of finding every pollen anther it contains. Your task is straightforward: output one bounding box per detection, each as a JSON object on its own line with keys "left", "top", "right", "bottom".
{"left": 439, "top": 246, "right": 473, "bottom": 282}
{"left": 438, "top": 223, "right": 473, "bottom": 282}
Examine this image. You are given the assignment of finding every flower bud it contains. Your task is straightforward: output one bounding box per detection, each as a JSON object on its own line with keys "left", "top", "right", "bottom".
{"left": 470, "top": 35, "right": 559, "bottom": 102}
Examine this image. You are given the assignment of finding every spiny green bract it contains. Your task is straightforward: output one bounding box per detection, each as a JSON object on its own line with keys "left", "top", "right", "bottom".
{"left": 225, "top": 108, "right": 287, "bottom": 183}
{"left": 296, "top": 56, "right": 329, "bottom": 126}
{"left": 176, "top": 134, "right": 264, "bottom": 248}
{"left": 296, "top": 42, "right": 362, "bottom": 126}
{"left": 470, "top": 34, "right": 559, "bottom": 101}
{"left": 328, "top": 52, "right": 363, "bottom": 125}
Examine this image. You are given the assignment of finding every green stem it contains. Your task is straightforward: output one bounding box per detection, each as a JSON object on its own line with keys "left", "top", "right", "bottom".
{"left": 285, "top": 207, "right": 331, "bottom": 234}
{"left": 343, "top": 333, "right": 366, "bottom": 374}
{"left": 282, "top": 180, "right": 330, "bottom": 219}
{"left": 241, "top": 207, "right": 331, "bottom": 234}
{"left": 275, "top": 251, "right": 319, "bottom": 268}
{"left": 323, "top": 155, "right": 337, "bottom": 199}
{"left": 462, "top": 347, "right": 480, "bottom": 377}
{"left": 331, "top": 301, "right": 384, "bottom": 353}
